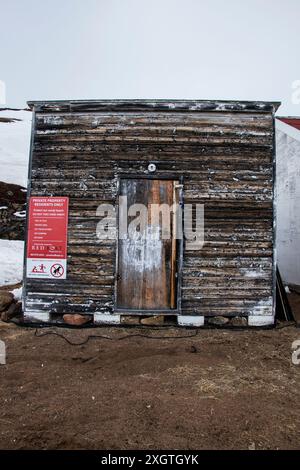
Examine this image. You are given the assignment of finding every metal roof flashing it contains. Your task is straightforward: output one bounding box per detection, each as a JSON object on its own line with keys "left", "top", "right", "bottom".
{"left": 27, "top": 99, "right": 281, "bottom": 113}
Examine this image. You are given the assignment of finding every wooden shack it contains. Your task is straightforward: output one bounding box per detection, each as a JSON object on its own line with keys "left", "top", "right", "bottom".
{"left": 23, "top": 99, "right": 280, "bottom": 327}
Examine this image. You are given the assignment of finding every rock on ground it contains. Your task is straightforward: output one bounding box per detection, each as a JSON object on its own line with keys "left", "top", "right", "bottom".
{"left": 0, "top": 291, "right": 14, "bottom": 312}
{"left": 63, "top": 314, "right": 92, "bottom": 326}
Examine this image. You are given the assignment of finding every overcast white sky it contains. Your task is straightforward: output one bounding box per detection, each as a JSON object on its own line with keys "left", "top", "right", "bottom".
{"left": 0, "top": 0, "right": 300, "bottom": 115}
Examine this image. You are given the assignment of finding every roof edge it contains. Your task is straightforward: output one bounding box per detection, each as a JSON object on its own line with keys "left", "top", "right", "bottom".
{"left": 277, "top": 115, "right": 300, "bottom": 119}
{"left": 276, "top": 117, "right": 300, "bottom": 142}
{"left": 27, "top": 99, "right": 281, "bottom": 113}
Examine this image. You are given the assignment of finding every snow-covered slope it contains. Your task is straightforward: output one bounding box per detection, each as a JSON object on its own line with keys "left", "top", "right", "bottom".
{"left": 0, "top": 109, "right": 32, "bottom": 187}
{"left": 0, "top": 109, "right": 31, "bottom": 287}
{"left": 0, "top": 239, "right": 24, "bottom": 285}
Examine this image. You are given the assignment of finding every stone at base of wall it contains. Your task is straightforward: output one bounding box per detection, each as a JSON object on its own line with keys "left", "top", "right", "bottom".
{"left": 94, "top": 313, "right": 121, "bottom": 324}
{"left": 23, "top": 311, "right": 50, "bottom": 323}
{"left": 248, "top": 315, "right": 275, "bottom": 326}
{"left": 22, "top": 312, "right": 274, "bottom": 327}
{"left": 177, "top": 315, "right": 204, "bottom": 327}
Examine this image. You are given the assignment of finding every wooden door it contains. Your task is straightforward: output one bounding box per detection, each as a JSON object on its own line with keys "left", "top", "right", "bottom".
{"left": 116, "top": 179, "right": 178, "bottom": 310}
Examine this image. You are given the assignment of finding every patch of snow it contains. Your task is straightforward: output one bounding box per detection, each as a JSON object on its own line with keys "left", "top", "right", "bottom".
{"left": 243, "top": 270, "right": 264, "bottom": 278}
{"left": 13, "top": 210, "right": 26, "bottom": 218}
{"left": 0, "top": 109, "right": 31, "bottom": 187}
{"left": 285, "top": 286, "right": 291, "bottom": 294}
{"left": 0, "top": 206, "right": 7, "bottom": 210}
{"left": 0, "top": 239, "right": 24, "bottom": 286}
{"left": 11, "top": 286, "right": 22, "bottom": 301}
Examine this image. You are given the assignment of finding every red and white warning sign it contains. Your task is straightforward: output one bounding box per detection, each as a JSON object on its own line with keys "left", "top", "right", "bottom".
{"left": 26, "top": 197, "right": 69, "bottom": 279}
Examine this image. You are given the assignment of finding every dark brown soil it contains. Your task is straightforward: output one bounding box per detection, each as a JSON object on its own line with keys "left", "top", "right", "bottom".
{"left": 0, "top": 181, "right": 26, "bottom": 240}
{"left": 0, "top": 322, "right": 300, "bottom": 450}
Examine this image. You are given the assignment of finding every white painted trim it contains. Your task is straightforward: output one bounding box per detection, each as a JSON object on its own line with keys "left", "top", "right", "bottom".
{"left": 177, "top": 315, "right": 204, "bottom": 327}
{"left": 276, "top": 119, "right": 300, "bottom": 143}
{"left": 23, "top": 310, "right": 50, "bottom": 322}
{"left": 248, "top": 315, "right": 275, "bottom": 326}
{"left": 94, "top": 313, "right": 121, "bottom": 324}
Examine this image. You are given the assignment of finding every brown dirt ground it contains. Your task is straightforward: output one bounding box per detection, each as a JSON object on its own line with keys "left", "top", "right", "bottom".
{"left": 0, "top": 320, "right": 300, "bottom": 450}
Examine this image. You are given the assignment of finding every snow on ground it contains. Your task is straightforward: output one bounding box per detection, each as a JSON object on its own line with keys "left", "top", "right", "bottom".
{"left": 0, "top": 239, "right": 24, "bottom": 286}
{"left": 11, "top": 286, "right": 23, "bottom": 300}
{"left": 0, "top": 109, "right": 32, "bottom": 187}
{"left": 0, "top": 110, "right": 30, "bottom": 287}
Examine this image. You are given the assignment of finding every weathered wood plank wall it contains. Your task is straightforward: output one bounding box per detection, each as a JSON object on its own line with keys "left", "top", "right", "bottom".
{"left": 24, "top": 100, "right": 277, "bottom": 319}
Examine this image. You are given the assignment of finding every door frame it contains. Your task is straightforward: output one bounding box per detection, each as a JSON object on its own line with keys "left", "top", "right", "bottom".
{"left": 113, "top": 175, "right": 184, "bottom": 315}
